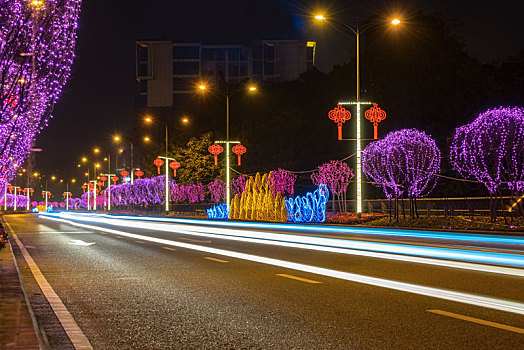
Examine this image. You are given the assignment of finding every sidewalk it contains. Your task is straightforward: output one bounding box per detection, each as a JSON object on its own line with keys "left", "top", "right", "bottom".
{"left": 0, "top": 241, "right": 42, "bottom": 349}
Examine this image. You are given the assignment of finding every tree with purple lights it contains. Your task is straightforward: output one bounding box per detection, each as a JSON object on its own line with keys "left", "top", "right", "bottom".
{"left": 231, "top": 175, "right": 248, "bottom": 197}
{"left": 208, "top": 178, "right": 226, "bottom": 203}
{"left": 363, "top": 129, "right": 441, "bottom": 220}
{"left": 268, "top": 169, "right": 297, "bottom": 198}
{"left": 450, "top": 107, "right": 524, "bottom": 219}
{"left": 311, "top": 160, "right": 354, "bottom": 213}
{"left": 0, "top": 0, "right": 82, "bottom": 198}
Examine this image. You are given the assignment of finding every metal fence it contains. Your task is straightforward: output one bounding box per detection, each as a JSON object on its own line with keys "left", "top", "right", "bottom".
{"left": 331, "top": 197, "right": 520, "bottom": 217}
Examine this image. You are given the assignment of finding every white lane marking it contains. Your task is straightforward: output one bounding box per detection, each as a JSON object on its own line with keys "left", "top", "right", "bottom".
{"left": 162, "top": 247, "right": 177, "bottom": 251}
{"left": 48, "top": 213, "right": 524, "bottom": 277}
{"left": 69, "top": 240, "right": 96, "bottom": 246}
{"left": 41, "top": 216, "right": 524, "bottom": 316}
{"left": 204, "top": 257, "right": 229, "bottom": 263}
{"left": 4, "top": 220, "right": 93, "bottom": 349}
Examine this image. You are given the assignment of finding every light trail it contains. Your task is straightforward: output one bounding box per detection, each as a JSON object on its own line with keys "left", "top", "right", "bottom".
{"left": 39, "top": 214, "right": 524, "bottom": 316}
{"left": 63, "top": 211, "right": 524, "bottom": 246}
{"left": 41, "top": 212, "right": 524, "bottom": 276}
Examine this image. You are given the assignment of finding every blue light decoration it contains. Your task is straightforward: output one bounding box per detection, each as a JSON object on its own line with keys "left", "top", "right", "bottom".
{"left": 285, "top": 184, "right": 329, "bottom": 223}
{"left": 207, "top": 203, "right": 229, "bottom": 219}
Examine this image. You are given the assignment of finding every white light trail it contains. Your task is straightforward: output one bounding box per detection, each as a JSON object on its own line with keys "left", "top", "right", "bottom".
{"left": 40, "top": 214, "right": 524, "bottom": 316}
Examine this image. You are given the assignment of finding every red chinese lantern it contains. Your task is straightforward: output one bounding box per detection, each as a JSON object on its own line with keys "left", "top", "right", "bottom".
{"left": 16, "top": 188, "right": 21, "bottom": 194}
{"left": 96, "top": 189, "right": 100, "bottom": 195}
{"left": 169, "top": 160, "right": 180, "bottom": 177}
{"left": 88, "top": 182, "right": 94, "bottom": 189}
{"left": 29, "top": 189, "right": 34, "bottom": 196}
{"left": 364, "top": 103, "right": 387, "bottom": 139}
{"left": 99, "top": 175, "right": 107, "bottom": 185}
{"left": 47, "top": 192, "right": 52, "bottom": 197}
{"left": 22, "top": 189, "right": 27, "bottom": 194}
{"left": 232, "top": 143, "right": 247, "bottom": 166}
{"left": 8, "top": 185, "right": 13, "bottom": 194}
{"left": 135, "top": 170, "right": 144, "bottom": 179}
{"left": 328, "top": 104, "right": 352, "bottom": 140}
{"left": 111, "top": 176, "right": 119, "bottom": 185}
{"left": 81, "top": 184, "right": 87, "bottom": 193}
{"left": 97, "top": 181, "right": 103, "bottom": 189}
{"left": 208, "top": 143, "right": 223, "bottom": 166}
{"left": 62, "top": 192, "right": 67, "bottom": 198}
{"left": 120, "top": 170, "right": 129, "bottom": 178}
{"left": 153, "top": 158, "right": 164, "bottom": 174}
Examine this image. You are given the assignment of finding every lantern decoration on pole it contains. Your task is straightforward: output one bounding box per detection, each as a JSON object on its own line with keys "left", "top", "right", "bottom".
{"left": 30, "top": 189, "right": 34, "bottom": 196}
{"left": 328, "top": 104, "right": 352, "bottom": 140}
{"left": 208, "top": 143, "right": 223, "bottom": 166}
{"left": 97, "top": 181, "right": 103, "bottom": 189}
{"left": 364, "top": 103, "right": 387, "bottom": 140}
{"left": 135, "top": 170, "right": 144, "bottom": 179}
{"left": 81, "top": 184, "right": 87, "bottom": 193}
{"left": 99, "top": 175, "right": 107, "bottom": 185}
{"left": 169, "top": 160, "right": 180, "bottom": 177}
{"left": 111, "top": 176, "right": 119, "bottom": 185}
{"left": 88, "top": 182, "right": 94, "bottom": 190}
{"left": 17, "top": 188, "right": 22, "bottom": 194}
{"left": 232, "top": 143, "right": 247, "bottom": 166}
{"left": 8, "top": 185, "right": 13, "bottom": 194}
{"left": 120, "top": 170, "right": 129, "bottom": 179}
{"left": 22, "top": 189, "right": 27, "bottom": 194}
{"left": 154, "top": 158, "right": 164, "bottom": 174}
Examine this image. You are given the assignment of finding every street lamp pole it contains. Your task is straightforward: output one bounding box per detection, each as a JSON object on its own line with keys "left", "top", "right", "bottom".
{"left": 3, "top": 183, "right": 8, "bottom": 211}
{"left": 13, "top": 186, "right": 20, "bottom": 211}
{"left": 101, "top": 173, "right": 115, "bottom": 211}
{"left": 24, "top": 187, "right": 33, "bottom": 211}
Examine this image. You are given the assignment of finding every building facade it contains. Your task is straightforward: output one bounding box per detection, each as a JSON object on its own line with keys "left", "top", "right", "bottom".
{"left": 136, "top": 40, "right": 316, "bottom": 108}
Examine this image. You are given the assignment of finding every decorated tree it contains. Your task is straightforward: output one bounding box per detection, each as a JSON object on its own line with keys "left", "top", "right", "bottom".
{"left": 450, "top": 107, "right": 524, "bottom": 218}
{"left": 208, "top": 178, "right": 226, "bottom": 203}
{"left": 363, "top": 129, "right": 441, "bottom": 220}
{"left": 0, "top": 1, "right": 82, "bottom": 194}
{"left": 267, "top": 168, "right": 297, "bottom": 198}
{"left": 311, "top": 160, "right": 354, "bottom": 213}
{"left": 231, "top": 175, "right": 248, "bottom": 197}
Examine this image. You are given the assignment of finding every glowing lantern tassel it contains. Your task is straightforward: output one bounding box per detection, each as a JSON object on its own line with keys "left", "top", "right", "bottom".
{"left": 232, "top": 143, "right": 247, "bottom": 166}
{"left": 328, "top": 104, "right": 351, "bottom": 140}
{"left": 364, "top": 103, "right": 387, "bottom": 140}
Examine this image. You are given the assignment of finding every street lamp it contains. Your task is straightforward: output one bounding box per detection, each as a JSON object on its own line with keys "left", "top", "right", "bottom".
{"left": 314, "top": 14, "right": 400, "bottom": 214}
{"left": 198, "top": 82, "right": 257, "bottom": 208}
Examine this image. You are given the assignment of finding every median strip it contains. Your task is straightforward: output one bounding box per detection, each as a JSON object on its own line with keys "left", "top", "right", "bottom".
{"left": 427, "top": 310, "right": 524, "bottom": 334}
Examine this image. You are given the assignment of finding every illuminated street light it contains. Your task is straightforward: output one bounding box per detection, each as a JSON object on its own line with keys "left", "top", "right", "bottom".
{"left": 81, "top": 157, "right": 87, "bottom": 162}
{"left": 33, "top": 172, "right": 39, "bottom": 177}
{"left": 144, "top": 116, "right": 152, "bottom": 123}
{"left": 51, "top": 176, "right": 56, "bottom": 180}
{"left": 93, "top": 148, "right": 100, "bottom": 154}
{"left": 144, "top": 136, "right": 150, "bottom": 142}
{"left": 314, "top": 14, "right": 401, "bottom": 214}
{"left": 181, "top": 117, "right": 189, "bottom": 124}
{"left": 198, "top": 84, "right": 206, "bottom": 90}
{"left": 249, "top": 86, "right": 257, "bottom": 92}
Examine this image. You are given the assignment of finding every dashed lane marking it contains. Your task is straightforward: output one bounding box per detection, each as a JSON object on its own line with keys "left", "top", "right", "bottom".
{"left": 204, "top": 257, "right": 229, "bottom": 263}
{"left": 276, "top": 274, "right": 322, "bottom": 284}
{"left": 134, "top": 240, "right": 145, "bottom": 244}
{"left": 162, "top": 247, "right": 177, "bottom": 251}
{"left": 427, "top": 310, "right": 524, "bottom": 334}
{"left": 4, "top": 220, "right": 93, "bottom": 349}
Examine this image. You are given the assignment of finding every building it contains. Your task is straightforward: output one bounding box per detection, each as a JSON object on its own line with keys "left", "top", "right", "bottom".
{"left": 135, "top": 40, "right": 316, "bottom": 108}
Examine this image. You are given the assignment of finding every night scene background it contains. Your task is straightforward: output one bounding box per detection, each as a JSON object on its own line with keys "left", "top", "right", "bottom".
{"left": 27, "top": 0, "right": 524, "bottom": 197}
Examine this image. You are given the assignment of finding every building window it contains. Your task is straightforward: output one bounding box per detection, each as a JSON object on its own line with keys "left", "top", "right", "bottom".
{"left": 239, "top": 63, "right": 248, "bottom": 77}
{"left": 173, "top": 46, "right": 199, "bottom": 59}
{"left": 253, "top": 61, "right": 262, "bottom": 75}
{"left": 216, "top": 49, "right": 226, "bottom": 61}
{"left": 138, "top": 63, "right": 148, "bottom": 76}
{"left": 173, "top": 61, "right": 199, "bottom": 75}
{"left": 173, "top": 77, "right": 196, "bottom": 91}
{"left": 228, "top": 48, "right": 240, "bottom": 61}
{"left": 263, "top": 43, "right": 275, "bottom": 60}
{"left": 264, "top": 62, "right": 274, "bottom": 75}
{"left": 202, "top": 48, "right": 215, "bottom": 61}
{"left": 139, "top": 80, "right": 148, "bottom": 93}
{"left": 228, "top": 63, "right": 239, "bottom": 77}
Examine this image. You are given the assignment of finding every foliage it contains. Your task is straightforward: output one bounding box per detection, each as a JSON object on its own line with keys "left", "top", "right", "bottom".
{"left": 326, "top": 212, "right": 388, "bottom": 225}
{"left": 208, "top": 178, "right": 226, "bottom": 203}
{"left": 231, "top": 175, "right": 248, "bottom": 197}
{"left": 268, "top": 168, "right": 297, "bottom": 197}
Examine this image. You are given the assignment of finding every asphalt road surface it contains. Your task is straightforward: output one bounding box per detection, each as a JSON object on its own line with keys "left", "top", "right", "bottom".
{"left": 4, "top": 213, "right": 524, "bottom": 349}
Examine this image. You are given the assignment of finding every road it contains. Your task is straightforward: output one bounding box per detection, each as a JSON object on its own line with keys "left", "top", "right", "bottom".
{"left": 4, "top": 213, "right": 524, "bottom": 349}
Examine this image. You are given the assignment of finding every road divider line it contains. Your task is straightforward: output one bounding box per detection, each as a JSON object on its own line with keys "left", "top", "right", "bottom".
{"left": 134, "top": 240, "right": 144, "bottom": 244}
{"left": 276, "top": 274, "right": 322, "bottom": 284}
{"left": 162, "top": 247, "right": 177, "bottom": 251}
{"left": 4, "top": 221, "right": 93, "bottom": 349}
{"left": 40, "top": 215, "right": 524, "bottom": 316}
{"left": 179, "top": 237, "right": 212, "bottom": 244}
{"left": 204, "top": 257, "right": 229, "bottom": 263}
{"left": 427, "top": 310, "right": 524, "bottom": 334}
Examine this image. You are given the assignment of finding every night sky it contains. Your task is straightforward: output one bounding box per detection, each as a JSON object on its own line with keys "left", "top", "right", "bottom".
{"left": 35, "top": 0, "right": 524, "bottom": 179}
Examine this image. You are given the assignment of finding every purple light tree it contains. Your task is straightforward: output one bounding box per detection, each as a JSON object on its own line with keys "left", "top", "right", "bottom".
{"left": 231, "top": 175, "right": 248, "bottom": 197}
{"left": 362, "top": 129, "right": 441, "bottom": 220}
{"left": 208, "top": 178, "right": 226, "bottom": 203}
{"left": 311, "top": 160, "right": 354, "bottom": 213}
{"left": 0, "top": 1, "right": 82, "bottom": 194}
{"left": 268, "top": 169, "right": 297, "bottom": 198}
{"left": 450, "top": 107, "right": 524, "bottom": 218}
